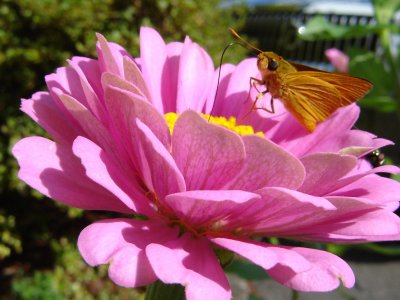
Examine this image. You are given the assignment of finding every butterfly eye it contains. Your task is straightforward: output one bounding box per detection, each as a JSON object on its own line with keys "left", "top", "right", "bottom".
{"left": 268, "top": 59, "right": 279, "bottom": 71}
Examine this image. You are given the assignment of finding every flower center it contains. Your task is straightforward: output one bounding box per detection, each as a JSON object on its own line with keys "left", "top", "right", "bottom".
{"left": 165, "top": 112, "right": 264, "bottom": 137}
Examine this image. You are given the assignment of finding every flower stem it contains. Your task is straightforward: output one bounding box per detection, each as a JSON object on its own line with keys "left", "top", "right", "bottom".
{"left": 291, "top": 290, "right": 299, "bottom": 300}
{"left": 144, "top": 280, "right": 185, "bottom": 300}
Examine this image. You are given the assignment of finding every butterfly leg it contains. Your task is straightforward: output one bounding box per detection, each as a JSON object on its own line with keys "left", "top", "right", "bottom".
{"left": 245, "top": 77, "right": 265, "bottom": 103}
{"left": 254, "top": 94, "right": 275, "bottom": 114}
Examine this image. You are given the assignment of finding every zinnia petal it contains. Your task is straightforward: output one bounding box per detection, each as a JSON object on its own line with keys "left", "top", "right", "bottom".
{"left": 12, "top": 137, "right": 130, "bottom": 212}
{"left": 172, "top": 110, "right": 245, "bottom": 190}
{"left": 227, "top": 135, "right": 305, "bottom": 190}
{"left": 146, "top": 233, "right": 231, "bottom": 300}
{"left": 267, "top": 247, "right": 355, "bottom": 291}
{"left": 78, "top": 219, "right": 179, "bottom": 287}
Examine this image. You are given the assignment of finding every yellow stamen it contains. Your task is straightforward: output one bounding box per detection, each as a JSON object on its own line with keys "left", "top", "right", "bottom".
{"left": 164, "top": 112, "right": 264, "bottom": 137}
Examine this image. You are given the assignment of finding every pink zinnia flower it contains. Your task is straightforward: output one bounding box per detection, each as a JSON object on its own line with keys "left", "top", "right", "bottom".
{"left": 325, "top": 48, "right": 349, "bottom": 73}
{"left": 12, "top": 27, "right": 400, "bottom": 299}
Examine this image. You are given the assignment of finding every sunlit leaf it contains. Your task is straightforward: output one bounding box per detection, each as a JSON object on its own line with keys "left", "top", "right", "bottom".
{"left": 374, "top": 0, "right": 400, "bottom": 25}
{"left": 299, "top": 16, "right": 399, "bottom": 41}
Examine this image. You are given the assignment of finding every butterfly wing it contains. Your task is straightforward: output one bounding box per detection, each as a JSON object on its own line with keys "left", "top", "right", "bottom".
{"left": 304, "top": 71, "right": 373, "bottom": 105}
{"left": 279, "top": 71, "right": 371, "bottom": 132}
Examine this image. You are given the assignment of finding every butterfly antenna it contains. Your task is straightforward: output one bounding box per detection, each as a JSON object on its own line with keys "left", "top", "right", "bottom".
{"left": 208, "top": 41, "right": 241, "bottom": 121}
{"left": 208, "top": 29, "right": 262, "bottom": 121}
{"left": 229, "top": 28, "right": 263, "bottom": 53}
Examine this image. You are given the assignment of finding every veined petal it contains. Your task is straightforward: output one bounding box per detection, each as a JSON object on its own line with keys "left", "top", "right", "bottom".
{"left": 135, "top": 118, "right": 186, "bottom": 198}
{"left": 267, "top": 247, "right": 355, "bottom": 291}
{"left": 164, "top": 190, "right": 260, "bottom": 228}
{"left": 273, "top": 105, "right": 359, "bottom": 157}
{"left": 67, "top": 56, "right": 103, "bottom": 103}
{"left": 12, "top": 137, "right": 130, "bottom": 212}
{"left": 21, "top": 92, "right": 78, "bottom": 145}
{"left": 303, "top": 196, "right": 400, "bottom": 242}
{"left": 122, "top": 56, "right": 152, "bottom": 101}
{"left": 57, "top": 93, "right": 114, "bottom": 151}
{"left": 146, "top": 233, "right": 231, "bottom": 300}
{"left": 248, "top": 187, "right": 336, "bottom": 235}
{"left": 78, "top": 219, "right": 179, "bottom": 288}
{"left": 227, "top": 135, "right": 305, "bottom": 190}
{"left": 72, "top": 136, "right": 153, "bottom": 215}
{"left": 210, "top": 238, "right": 311, "bottom": 273}
{"left": 104, "top": 84, "right": 170, "bottom": 151}
{"left": 68, "top": 57, "right": 107, "bottom": 122}
{"left": 299, "top": 153, "right": 358, "bottom": 195}
{"left": 96, "top": 33, "right": 130, "bottom": 76}
{"left": 172, "top": 110, "right": 245, "bottom": 190}
{"left": 45, "top": 65, "right": 88, "bottom": 109}
{"left": 332, "top": 174, "right": 400, "bottom": 210}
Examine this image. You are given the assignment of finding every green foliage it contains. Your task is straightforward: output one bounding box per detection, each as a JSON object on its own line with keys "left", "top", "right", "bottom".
{"left": 11, "top": 238, "right": 141, "bottom": 300}
{"left": 0, "top": 210, "right": 22, "bottom": 259}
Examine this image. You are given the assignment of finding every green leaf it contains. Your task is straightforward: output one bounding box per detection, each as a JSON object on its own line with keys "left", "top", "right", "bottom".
{"left": 359, "top": 95, "right": 397, "bottom": 112}
{"left": 374, "top": 0, "right": 400, "bottom": 25}
{"left": 347, "top": 48, "right": 398, "bottom": 112}
{"left": 299, "top": 16, "right": 400, "bottom": 41}
{"left": 225, "top": 258, "right": 269, "bottom": 280}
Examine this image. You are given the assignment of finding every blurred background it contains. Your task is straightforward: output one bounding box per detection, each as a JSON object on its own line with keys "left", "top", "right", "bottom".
{"left": 0, "top": 0, "right": 399, "bottom": 299}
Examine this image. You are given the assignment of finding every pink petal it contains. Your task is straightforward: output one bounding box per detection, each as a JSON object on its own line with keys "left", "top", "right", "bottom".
{"left": 249, "top": 187, "right": 336, "bottom": 235}
{"left": 12, "top": 137, "right": 130, "bottom": 212}
{"left": 332, "top": 174, "right": 400, "bottom": 210}
{"left": 104, "top": 80, "right": 171, "bottom": 152}
{"left": 96, "top": 33, "right": 127, "bottom": 76}
{"left": 299, "top": 153, "right": 358, "bottom": 195}
{"left": 267, "top": 247, "right": 355, "bottom": 291}
{"left": 68, "top": 57, "right": 107, "bottom": 122}
{"left": 210, "top": 238, "right": 278, "bottom": 269}
{"left": 135, "top": 118, "right": 186, "bottom": 198}
{"left": 211, "top": 238, "right": 311, "bottom": 273}
{"left": 164, "top": 188, "right": 335, "bottom": 236}
{"left": 227, "top": 135, "right": 305, "bottom": 190}
{"left": 56, "top": 92, "right": 114, "bottom": 152}
{"left": 204, "top": 63, "right": 236, "bottom": 116}
{"left": 158, "top": 41, "right": 187, "bottom": 113}
{"left": 324, "top": 165, "right": 400, "bottom": 197}
{"left": 140, "top": 27, "right": 167, "bottom": 113}
{"left": 164, "top": 190, "right": 260, "bottom": 227}
{"left": 146, "top": 233, "right": 231, "bottom": 300}
{"left": 21, "top": 92, "right": 78, "bottom": 145}
{"left": 325, "top": 48, "right": 349, "bottom": 73}
{"left": 273, "top": 105, "right": 360, "bottom": 157}
{"left": 78, "top": 219, "right": 179, "bottom": 287}
{"left": 102, "top": 71, "right": 148, "bottom": 101}
{"left": 176, "top": 37, "right": 214, "bottom": 112}
{"left": 67, "top": 56, "right": 103, "bottom": 102}
{"left": 222, "top": 58, "right": 259, "bottom": 118}
{"left": 72, "top": 136, "right": 153, "bottom": 215}
{"left": 172, "top": 110, "right": 245, "bottom": 190}
{"left": 308, "top": 196, "right": 400, "bottom": 242}
{"left": 122, "top": 56, "right": 152, "bottom": 101}
{"left": 45, "top": 65, "right": 88, "bottom": 108}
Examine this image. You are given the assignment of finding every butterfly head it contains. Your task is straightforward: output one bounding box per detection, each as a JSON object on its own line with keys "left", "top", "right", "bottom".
{"left": 257, "top": 52, "right": 282, "bottom": 76}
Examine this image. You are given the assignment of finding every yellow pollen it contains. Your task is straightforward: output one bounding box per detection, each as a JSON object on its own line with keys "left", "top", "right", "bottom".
{"left": 164, "top": 112, "right": 264, "bottom": 137}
